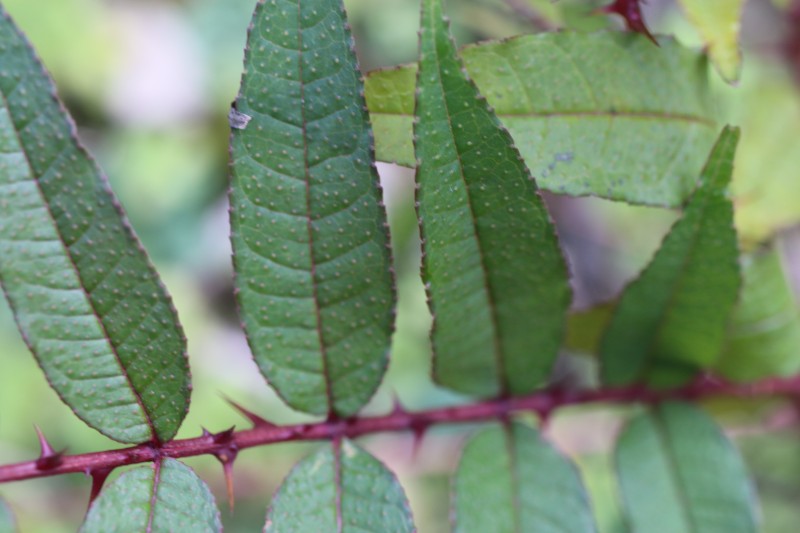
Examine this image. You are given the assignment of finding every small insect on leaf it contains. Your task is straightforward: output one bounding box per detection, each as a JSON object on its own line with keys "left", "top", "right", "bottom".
{"left": 228, "top": 104, "right": 252, "bottom": 130}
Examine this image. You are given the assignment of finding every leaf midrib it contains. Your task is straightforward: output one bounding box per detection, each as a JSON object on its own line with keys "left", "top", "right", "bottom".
{"left": 296, "top": 0, "right": 336, "bottom": 417}
{"left": 423, "top": 8, "right": 508, "bottom": 396}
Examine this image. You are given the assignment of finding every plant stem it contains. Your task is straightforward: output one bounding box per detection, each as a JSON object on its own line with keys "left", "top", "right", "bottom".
{"left": 2, "top": 374, "right": 799, "bottom": 484}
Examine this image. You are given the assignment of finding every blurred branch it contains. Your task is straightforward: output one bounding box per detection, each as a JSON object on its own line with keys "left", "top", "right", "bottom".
{"left": 2, "top": 373, "right": 800, "bottom": 484}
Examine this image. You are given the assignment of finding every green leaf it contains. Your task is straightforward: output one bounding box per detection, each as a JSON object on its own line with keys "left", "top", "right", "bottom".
{"left": 0, "top": 8, "right": 189, "bottom": 443}
{"left": 415, "top": 0, "right": 570, "bottom": 397}
{"left": 264, "top": 439, "right": 415, "bottom": 532}
{"left": 731, "top": 67, "right": 800, "bottom": 243}
{"left": 454, "top": 422, "right": 595, "bottom": 533}
{"left": 615, "top": 402, "right": 759, "bottom": 533}
{"left": 716, "top": 243, "right": 800, "bottom": 381}
{"left": 229, "top": 0, "right": 395, "bottom": 417}
{"left": 81, "top": 459, "right": 221, "bottom": 533}
{"left": 565, "top": 301, "right": 615, "bottom": 355}
{"left": 0, "top": 498, "right": 15, "bottom": 533}
{"left": 677, "top": 0, "right": 744, "bottom": 83}
{"left": 599, "top": 127, "right": 742, "bottom": 387}
{"left": 367, "top": 31, "right": 718, "bottom": 206}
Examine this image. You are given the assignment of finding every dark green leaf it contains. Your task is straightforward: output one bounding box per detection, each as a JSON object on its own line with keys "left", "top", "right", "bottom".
{"left": 600, "top": 127, "right": 741, "bottom": 387}
{"left": 716, "top": 243, "right": 800, "bottom": 381}
{"left": 367, "top": 32, "right": 717, "bottom": 206}
{"left": 264, "top": 439, "right": 415, "bottom": 532}
{"left": 80, "top": 459, "right": 221, "bottom": 533}
{"left": 0, "top": 497, "right": 15, "bottom": 533}
{"left": 454, "top": 422, "right": 595, "bottom": 533}
{"left": 0, "top": 7, "right": 189, "bottom": 444}
{"left": 615, "top": 402, "right": 759, "bottom": 533}
{"left": 229, "top": 0, "right": 395, "bottom": 418}
{"left": 415, "top": 0, "right": 570, "bottom": 397}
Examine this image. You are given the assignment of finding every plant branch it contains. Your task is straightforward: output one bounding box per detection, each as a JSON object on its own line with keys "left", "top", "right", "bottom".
{"left": 2, "top": 374, "right": 800, "bottom": 484}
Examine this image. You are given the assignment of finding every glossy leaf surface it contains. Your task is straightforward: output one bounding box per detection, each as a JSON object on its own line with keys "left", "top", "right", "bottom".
{"left": 264, "top": 439, "right": 415, "bottom": 533}
{"left": 0, "top": 8, "right": 189, "bottom": 443}
{"left": 600, "top": 127, "right": 741, "bottom": 387}
{"left": 717, "top": 244, "right": 800, "bottom": 381}
{"left": 367, "top": 32, "right": 717, "bottom": 206}
{"left": 615, "top": 403, "right": 758, "bottom": 533}
{"left": 454, "top": 422, "right": 595, "bottom": 533}
{"left": 415, "top": 0, "right": 570, "bottom": 397}
{"left": 229, "top": 0, "right": 394, "bottom": 417}
{"left": 81, "top": 459, "right": 221, "bottom": 533}
{"left": 678, "top": 0, "right": 744, "bottom": 83}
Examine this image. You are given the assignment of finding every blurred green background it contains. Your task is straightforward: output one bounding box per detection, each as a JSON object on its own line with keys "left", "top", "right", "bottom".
{"left": 0, "top": 0, "right": 799, "bottom": 531}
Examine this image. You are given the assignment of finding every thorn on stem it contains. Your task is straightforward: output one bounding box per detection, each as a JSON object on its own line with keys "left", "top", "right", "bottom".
{"left": 223, "top": 396, "right": 276, "bottom": 428}
{"left": 213, "top": 448, "right": 238, "bottom": 512}
{"left": 599, "top": 0, "right": 658, "bottom": 45}
{"left": 87, "top": 467, "right": 113, "bottom": 508}
{"left": 34, "top": 426, "right": 64, "bottom": 470}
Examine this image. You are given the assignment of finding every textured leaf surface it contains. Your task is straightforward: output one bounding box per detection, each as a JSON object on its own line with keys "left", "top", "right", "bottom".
{"left": 229, "top": 0, "right": 394, "bottom": 418}
{"left": 0, "top": 8, "right": 189, "bottom": 443}
{"left": 600, "top": 127, "right": 741, "bottom": 387}
{"left": 615, "top": 403, "right": 758, "bottom": 533}
{"left": 415, "top": 0, "right": 570, "bottom": 397}
{"left": 717, "top": 244, "right": 800, "bottom": 381}
{"left": 81, "top": 459, "right": 221, "bottom": 533}
{"left": 367, "top": 31, "right": 717, "bottom": 206}
{"left": 0, "top": 498, "right": 15, "bottom": 533}
{"left": 678, "top": 0, "right": 744, "bottom": 83}
{"left": 264, "top": 439, "right": 415, "bottom": 533}
{"left": 454, "top": 422, "right": 595, "bottom": 533}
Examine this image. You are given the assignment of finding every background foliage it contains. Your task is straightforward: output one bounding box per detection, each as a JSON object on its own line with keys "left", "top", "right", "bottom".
{"left": 0, "top": 0, "right": 799, "bottom": 531}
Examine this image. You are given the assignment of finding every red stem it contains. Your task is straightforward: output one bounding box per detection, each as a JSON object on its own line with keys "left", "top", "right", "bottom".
{"left": 2, "top": 374, "right": 799, "bottom": 484}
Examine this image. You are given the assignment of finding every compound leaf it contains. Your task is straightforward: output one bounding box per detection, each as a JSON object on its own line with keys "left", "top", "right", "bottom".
{"left": 229, "top": 0, "right": 395, "bottom": 417}
{"left": 415, "top": 0, "right": 571, "bottom": 397}
{"left": 367, "top": 31, "right": 717, "bottom": 207}
{"left": 0, "top": 7, "right": 189, "bottom": 444}
{"left": 264, "top": 439, "right": 415, "bottom": 533}
{"left": 600, "top": 127, "right": 741, "bottom": 387}
{"left": 454, "top": 422, "right": 595, "bottom": 533}
{"left": 615, "top": 402, "right": 758, "bottom": 533}
{"left": 81, "top": 459, "right": 221, "bottom": 533}
{"left": 677, "top": 0, "right": 744, "bottom": 83}
{"left": 716, "top": 243, "right": 800, "bottom": 381}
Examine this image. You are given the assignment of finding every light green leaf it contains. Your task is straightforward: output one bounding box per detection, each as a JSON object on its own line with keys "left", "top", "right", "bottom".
{"left": 454, "top": 422, "right": 595, "bottom": 533}
{"left": 0, "top": 498, "right": 15, "bottom": 533}
{"left": 264, "top": 439, "right": 415, "bottom": 533}
{"left": 415, "top": 0, "right": 570, "bottom": 397}
{"left": 229, "top": 0, "right": 395, "bottom": 417}
{"left": 367, "top": 31, "right": 718, "bottom": 206}
{"left": 615, "top": 402, "right": 759, "bottom": 533}
{"left": 717, "top": 243, "right": 800, "bottom": 381}
{"left": 600, "top": 127, "right": 742, "bottom": 387}
{"left": 732, "top": 67, "right": 800, "bottom": 243}
{"left": 677, "top": 0, "right": 744, "bottom": 83}
{"left": 81, "top": 459, "right": 221, "bottom": 533}
{"left": 0, "top": 7, "right": 189, "bottom": 444}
